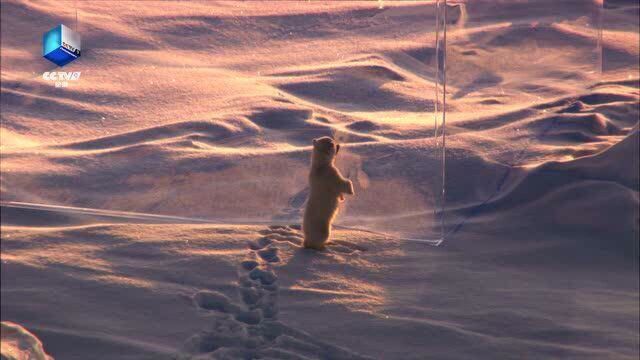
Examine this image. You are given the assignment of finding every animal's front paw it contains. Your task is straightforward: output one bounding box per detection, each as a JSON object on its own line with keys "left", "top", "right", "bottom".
{"left": 347, "top": 180, "right": 355, "bottom": 195}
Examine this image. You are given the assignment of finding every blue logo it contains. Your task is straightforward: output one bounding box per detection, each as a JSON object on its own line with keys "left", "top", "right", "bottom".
{"left": 43, "top": 24, "right": 81, "bottom": 67}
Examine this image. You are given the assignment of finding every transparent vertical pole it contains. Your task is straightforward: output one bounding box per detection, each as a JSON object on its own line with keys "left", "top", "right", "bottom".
{"left": 432, "top": 0, "right": 448, "bottom": 245}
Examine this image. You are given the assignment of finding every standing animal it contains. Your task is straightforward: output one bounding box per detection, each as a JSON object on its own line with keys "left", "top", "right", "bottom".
{"left": 303, "top": 137, "right": 354, "bottom": 250}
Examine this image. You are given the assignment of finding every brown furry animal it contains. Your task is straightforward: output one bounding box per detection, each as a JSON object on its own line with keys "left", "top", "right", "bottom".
{"left": 303, "top": 137, "right": 354, "bottom": 250}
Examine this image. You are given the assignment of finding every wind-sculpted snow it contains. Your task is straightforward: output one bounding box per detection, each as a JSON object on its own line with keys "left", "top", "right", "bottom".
{"left": 1, "top": 0, "right": 638, "bottom": 359}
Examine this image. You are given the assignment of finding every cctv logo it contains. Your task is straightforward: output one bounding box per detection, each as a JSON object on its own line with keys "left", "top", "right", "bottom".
{"left": 43, "top": 72, "right": 81, "bottom": 81}
{"left": 42, "top": 24, "right": 82, "bottom": 87}
{"left": 43, "top": 24, "right": 81, "bottom": 67}
{"left": 42, "top": 71, "right": 81, "bottom": 88}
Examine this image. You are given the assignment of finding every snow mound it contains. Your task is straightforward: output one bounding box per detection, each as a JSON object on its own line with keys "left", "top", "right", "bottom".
{"left": 1, "top": 322, "right": 53, "bottom": 360}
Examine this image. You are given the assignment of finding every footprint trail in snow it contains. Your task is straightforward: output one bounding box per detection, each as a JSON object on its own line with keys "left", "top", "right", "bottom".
{"left": 181, "top": 225, "right": 371, "bottom": 359}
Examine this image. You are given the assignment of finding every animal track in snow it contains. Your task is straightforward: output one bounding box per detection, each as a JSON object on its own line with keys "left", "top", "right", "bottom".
{"left": 258, "top": 247, "right": 280, "bottom": 263}
{"left": 248, "top": 236, "right": 273, "bottom": 250}
{"left": 193, "top": 290, "right": 241, "bottom": 313}
{"left": 182, "top": 225, "right": 372, "bottom": 359}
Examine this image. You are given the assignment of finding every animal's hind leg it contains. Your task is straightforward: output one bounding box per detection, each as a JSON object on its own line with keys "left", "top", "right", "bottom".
{"left": 303, "top": 227, "right": 329, "bottom": 250}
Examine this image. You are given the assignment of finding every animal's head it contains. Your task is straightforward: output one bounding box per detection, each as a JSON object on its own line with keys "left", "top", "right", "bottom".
{"left": 312, "top": 136, "right": 340, "bottom": 163}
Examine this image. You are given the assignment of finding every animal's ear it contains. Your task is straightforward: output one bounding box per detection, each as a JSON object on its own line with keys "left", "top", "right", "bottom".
{"left": 336, "top": 144, "right": 340, "bottom": 154}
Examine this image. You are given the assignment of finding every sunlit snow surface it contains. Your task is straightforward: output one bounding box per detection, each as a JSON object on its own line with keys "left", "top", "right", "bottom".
{"left": 1, "top": 1, "right": 638, "bottom": 359}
